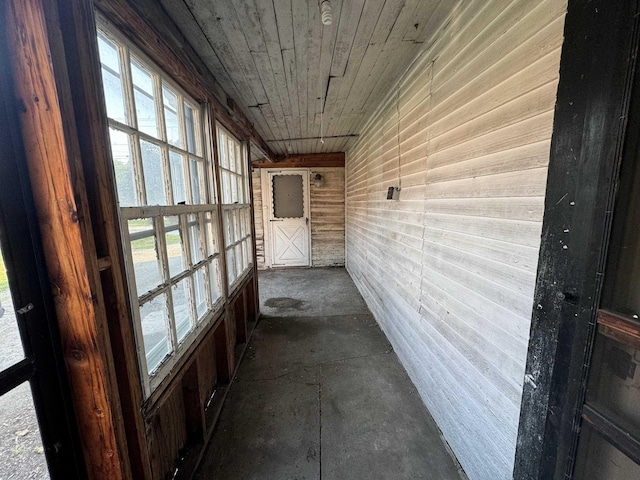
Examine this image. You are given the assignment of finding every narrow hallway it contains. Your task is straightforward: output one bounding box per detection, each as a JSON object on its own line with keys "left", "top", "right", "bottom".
{"left": 195, "top": 268, "right": 464, "bottom": 479}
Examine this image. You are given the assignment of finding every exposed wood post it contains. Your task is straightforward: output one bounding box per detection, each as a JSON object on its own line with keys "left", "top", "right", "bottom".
{"left": 253, "top": 152, "right": 346, "bottom": 168}
{"left": 208, "top": 106, "right": 235, "bottom": 379}
{"left": 46, "top": 0, "right": 152, "bottom": 477}
{"left": 3, "top": 0, "right": 131, "bottom": 478}
{"left": 246, "top": 142, "right": 261, "bottom": 321}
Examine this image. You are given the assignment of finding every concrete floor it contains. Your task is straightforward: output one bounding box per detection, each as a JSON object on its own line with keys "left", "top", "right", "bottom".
{"left": 195, "top": 268, "right": 465, "bottom": 480}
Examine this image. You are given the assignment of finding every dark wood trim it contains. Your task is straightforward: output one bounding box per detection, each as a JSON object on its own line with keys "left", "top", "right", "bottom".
{"left": 597, "top": 310, "right": 640, "bottom": 350}
{"left": 0, "top": 359, "right": 35, "bottom": 397}
{"left": 246, "top": 142, "right": 260, "bottom": 323}
{"left": 4, "top": 0, "right": 131, "bottom": 477}
{"left": 253, "top": 152, "right": 346, "bottom": 169}
{"left": 514, "top": 0, "right": 640, "bottom": 478}
{"left": 50, "top": 0, "right": 151, "bottom": 477}
{"left": 0, "top": 17, "right": 87, "bottom": 475}
{"left": 581, "top": 404, "right": 640, "bottom": 466}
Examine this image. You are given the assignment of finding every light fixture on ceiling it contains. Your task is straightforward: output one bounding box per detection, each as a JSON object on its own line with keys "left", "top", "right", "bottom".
{"left": 320, "top": 0, "right": 332, "bottom": 26}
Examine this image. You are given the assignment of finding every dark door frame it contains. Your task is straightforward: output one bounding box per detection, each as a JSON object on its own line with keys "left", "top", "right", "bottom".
{"left": 0, "top": 14, "right": 86, "bottom": 479}
{"left": 514, "top": 0, "right": 640, "bottom": 478}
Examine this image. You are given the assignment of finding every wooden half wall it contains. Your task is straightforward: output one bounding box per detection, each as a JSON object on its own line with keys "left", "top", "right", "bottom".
{"left": 345, "top": 1, "right": 567, "bottom": 478}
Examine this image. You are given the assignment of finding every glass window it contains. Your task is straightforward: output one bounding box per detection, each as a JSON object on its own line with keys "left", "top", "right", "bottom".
{"left": 97, "top": 25, "right": 224, "bottom": 394}
{"left": 97, "top": 33, "right": 127, "bottom": 125}
{"left": 108, "top": 128, "right": 136, "bottom": 207}
{"left": 217, "top": 127, "right": 253, "bottom": 288}
{"left": 162, "top": 85, "right": 182, "bottom": 148}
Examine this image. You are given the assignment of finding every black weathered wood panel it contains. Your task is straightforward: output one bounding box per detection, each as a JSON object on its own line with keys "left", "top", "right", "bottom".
{"left": 514, "top": 0, "right": 640, "bottom": 478}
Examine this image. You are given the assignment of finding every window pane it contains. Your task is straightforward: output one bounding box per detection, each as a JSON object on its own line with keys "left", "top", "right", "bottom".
{"left": 238, "top": 174, "right": 245, "bottom": 204}
{"left": 231, "top": 210, "right": 240, "bottom": 243}
{"left": 194, "top": 267, "right": 207, "bottom": 320}
{"left": 169, "top": 151, "right": 187, "bottom": 204}
{"left": 131, "top": 59, "right": 158, "bottom": 138}
{"left": 584, "top": 334, "right": 640, "bottom": 433}
{"left": 235, "top": 244, "right": 243, "bottom": 277}
{"left": 209, "top": 260, "right": 222, "bottom": 305}
{"left": 140, "top": 294, "right": 170, "bottom": 373}
{"left": 205, "top": 212, "right": 218, "bottom": 257}
{"left": 226, "top": 249, "right": 235, "bottom": 286}
{"left": 165, "top": 216, "right": 184, "bottom": 279}
{"left": 162, "top": 86, "right": 182, "bottom": 148}
{"left": 185, "top": 103, "right": 197, "bottom": 154}
{"left": 243, "top": 238, "right": 251, "bottom": 270}
{"left": 128, "top": 219, "right": 162, "bottom": 295}
{"left": 604, "top": 146, "right": 640, "bottom": 317}
{"left": 221, "top": 171, "right": 231, "bottom": 204}
{"left": 227, "top": 138, "right": 235, "bottom": 172}
{"left": 97, "top": 33, "right": 119, "bottom": 71}
{"left": 218, "top": 131, "right": 227, "bottom": 168}
{"left": 190, "top": 157, "right": 203, "bottom": 204}
{"left": 97, "top": 34, "right": 127, "bottom": 124}
{"left": 235, "top": 143, "right": 242, "bottom": 175}
{"left": 140, "top": 140, "right": 166, "bottom": 206}
{"left": 188, "top": 214, "right": 204, "bottom": 264}
{"left": 109, "top": 128, "right": 137, "bottom": 207}
{"left": 272, "top": 174, "right": 304, "bottom": 218}
{"left": 0, "top": 248, "right": 25, "bottom": 371}
{"left": 172, "top": 278, "right": 192, "bottom": 342}
{"left": 574, "top": 424, "right": 640, "bottom": 479}
{"left": 223, "top": 210, "right": 232, "bottom": 245}
{"left": 231, "top": 173, "right": 239, "bottom": 204}
{"left": 243, "top": 208, "right": 251, "bottom": 238}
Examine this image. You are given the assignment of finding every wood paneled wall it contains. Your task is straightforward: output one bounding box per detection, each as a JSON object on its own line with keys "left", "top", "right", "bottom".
{"left": 253, "top": 166, "right": 345, "bottom": 269}
{"left": 345, "top": 1, "right": 567, "bottom": 478}
{"left": 310, "top": 167, "right": 345, "bottom": 267}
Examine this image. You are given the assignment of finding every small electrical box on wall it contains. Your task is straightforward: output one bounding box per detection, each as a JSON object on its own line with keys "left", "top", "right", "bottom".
{"left": 386, "top": 186, "right": 400, "bottom": 200}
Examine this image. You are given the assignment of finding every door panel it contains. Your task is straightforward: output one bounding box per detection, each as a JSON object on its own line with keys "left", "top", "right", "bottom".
{"left": 267, "top": 170, "right": 310, "bottom": 267}
{"left": 573, "top": 89, "right": 640, "bottom": 478}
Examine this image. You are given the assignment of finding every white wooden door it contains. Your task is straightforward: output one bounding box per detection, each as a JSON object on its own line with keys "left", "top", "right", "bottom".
{"left": 267, "top": 169, "right": 310, "bottom": 267}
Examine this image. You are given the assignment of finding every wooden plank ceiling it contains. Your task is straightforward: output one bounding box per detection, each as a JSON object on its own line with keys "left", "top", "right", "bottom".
{"left": 159, "top": 0, "right": 457, "bottom": 156}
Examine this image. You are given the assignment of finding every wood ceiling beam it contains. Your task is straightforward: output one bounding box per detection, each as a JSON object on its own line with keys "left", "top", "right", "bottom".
{"left": 252, "top": 152, "right": 345, "bottom": 168}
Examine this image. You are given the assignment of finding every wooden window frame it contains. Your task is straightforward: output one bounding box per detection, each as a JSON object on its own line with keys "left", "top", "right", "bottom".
{"left": 217, "top": 125, "right": 253, "bottom": 290}
{"left": 96, "top": 19, "right": 224, "bottom": 397}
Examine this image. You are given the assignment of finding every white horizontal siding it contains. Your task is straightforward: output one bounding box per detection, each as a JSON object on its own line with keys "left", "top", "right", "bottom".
{"left": 345, "top": 0, "right": 567, "bottom": 478}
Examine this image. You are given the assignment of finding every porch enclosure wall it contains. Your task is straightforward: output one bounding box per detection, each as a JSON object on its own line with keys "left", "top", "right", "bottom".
{"left": 345, "top": 1, "right": 567, "bottom": 478}
{"left": 1, "top": 0, "right": 264, "bottom": 478}
{"left": 253, "top": 166, "right": 345, "bottom": 268}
